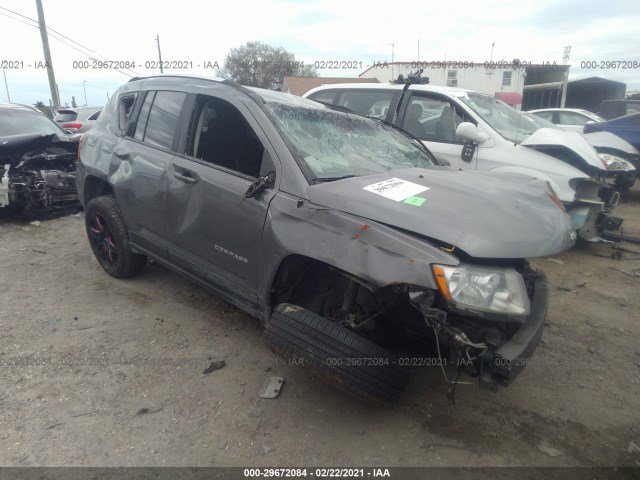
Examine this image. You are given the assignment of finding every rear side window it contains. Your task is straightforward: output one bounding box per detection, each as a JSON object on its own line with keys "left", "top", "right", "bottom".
{"left": 134, "top": 92, "right": 155, "bottom": 141}
{"left": 140, "top": 91, "right": 186, "bottom": 149}
{"left": 532, "top": 111, "right": 553, "bottom": 122}
{"left": 308, "top": 91, "right": 338, "bottom": 105}
{"left": 558, "top": 111, "right": 589, "bottom": 126}
{"left": 628, "top": 105, "right": 640, "bottom": 115}
{"left": 86, "top": 110, "right": 101, "bottom": 121}
{"left": 335, "top": 91, "right": 395, "bottom": 119}
{"left": 118, "top": 93, "right": 139, "bottom": 134}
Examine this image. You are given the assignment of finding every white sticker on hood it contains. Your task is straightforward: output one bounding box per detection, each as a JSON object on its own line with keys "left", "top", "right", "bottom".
{"left": 363, "top": 178, "right": 429, "bottom": 202}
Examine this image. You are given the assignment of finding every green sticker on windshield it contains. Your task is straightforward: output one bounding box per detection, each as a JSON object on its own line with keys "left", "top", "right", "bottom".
{"left": 404, "top": 196, "right": 426, "bottom": 206}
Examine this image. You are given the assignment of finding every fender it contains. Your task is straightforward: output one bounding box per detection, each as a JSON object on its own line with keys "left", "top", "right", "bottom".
{"left": 488, "top": 166, "right": 574, "bottom": 204}
{"left": 258, "top": 192, "right": 459, "bottom": 302}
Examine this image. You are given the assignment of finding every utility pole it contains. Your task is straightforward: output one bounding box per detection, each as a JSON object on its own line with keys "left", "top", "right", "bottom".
{"left": 35, "top": 0, "right": 60, "bottom": 110}
{"left": 156, "top": 35, "right": 164, "bottom": 74}
{"left": 2, "top": 68, "right": 10, "bottom": 102}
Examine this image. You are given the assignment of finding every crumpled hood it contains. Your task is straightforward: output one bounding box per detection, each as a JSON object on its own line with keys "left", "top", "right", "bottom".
{"left": 521, "top": 127, "right": 606, "bottom": 171}
{"left": 307, "top": 167, "right": 575, "bottom": 259}
{"left": 0, "top": 133, "right": 79, "bottom": 168}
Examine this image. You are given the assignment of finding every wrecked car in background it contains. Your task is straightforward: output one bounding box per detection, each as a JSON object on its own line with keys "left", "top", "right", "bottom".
{"left": 304, "top": 80, "right": 624, "bottom": 240}
{"left": 77, "top": 75, "right": 576, "bottom": 404}
{"left": 0, "top": 103, "right": 80, "bottom": 218}
{"left": 522, "top": 113, "right": 637, "bottom": 191}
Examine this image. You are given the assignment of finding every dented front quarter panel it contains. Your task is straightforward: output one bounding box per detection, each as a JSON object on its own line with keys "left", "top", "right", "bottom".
{"left": 258, "top": 191, "right": 458, "bottom": 300}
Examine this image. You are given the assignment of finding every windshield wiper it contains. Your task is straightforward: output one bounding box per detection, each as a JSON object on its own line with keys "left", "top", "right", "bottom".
{"left": 312, "top": 174, "right": 358, "bottom": 183}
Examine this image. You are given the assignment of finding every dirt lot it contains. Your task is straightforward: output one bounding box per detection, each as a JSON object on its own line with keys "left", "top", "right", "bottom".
{"left": 1, "top": 187, "right": 639, "bottom": 472}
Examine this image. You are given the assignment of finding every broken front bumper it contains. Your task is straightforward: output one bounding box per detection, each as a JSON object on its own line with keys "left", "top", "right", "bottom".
{"left": 478, "top": 271, "right": 548, "bottom": 390}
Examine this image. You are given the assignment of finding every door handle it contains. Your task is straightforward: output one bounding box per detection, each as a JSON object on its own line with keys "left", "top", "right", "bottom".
{"left": 173, "top": 171, "right": 198, "bottom": 184}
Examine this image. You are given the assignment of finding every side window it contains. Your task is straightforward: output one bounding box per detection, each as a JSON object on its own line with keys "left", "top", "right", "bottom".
{"left": 558, "top": 112, "right": 589, "bottom": 126}
{"left": 87, "top": 110, "right": 101, "bottom": 121}
{"left": 335, "top": 91, "right": 396, "bottom": 118}
{"left": 138, "top": 91, "right": 186, "bottom": 149}
{"left": 403, "top": 95, "right": 466, "bottom": 142}
{"left": 533, "top": 111, "right": 553, "bottom": 122}
{"left": 134, "top": 92, "right": 154, "bottom": 141}
{"left": 627, "top": 105, "right": 640, "bottom": 115}
{"left": 117, "top": 93, "right": 138, "bottom": 134}
{"left": 188, "top": 96, "right": 265, "bottom": 178}
{"left": 308, "top": 91, "right": 338, "bottom": 105}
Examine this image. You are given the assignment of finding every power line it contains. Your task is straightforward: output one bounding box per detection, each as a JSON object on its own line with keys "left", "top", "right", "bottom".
{"left": 0, "top": 7, "right": 139, "bottom": 77}
{"left": 1, "top": 6, "right": 97, "bottom": 54}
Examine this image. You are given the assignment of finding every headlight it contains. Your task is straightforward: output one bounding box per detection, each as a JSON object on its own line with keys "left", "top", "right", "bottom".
{"left": 598, "top": 153, "right": 627, "bottom": 170}
{"left": 432, "top": 263, "right": 530, "bottom": 317}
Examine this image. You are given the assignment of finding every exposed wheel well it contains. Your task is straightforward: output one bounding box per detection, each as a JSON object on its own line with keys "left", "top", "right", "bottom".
{"left": 269, "top": 255, "right": 416, "bottom": 345}
{"left": 270, "top": 255, "right": 371, "bottom": 310}
{"left": 83, "top": 176, "right": 114, "bottom": 205}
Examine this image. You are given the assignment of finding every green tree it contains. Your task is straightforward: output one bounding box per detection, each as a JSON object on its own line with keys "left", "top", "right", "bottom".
{"left": 221, "top": 41, "right": 317, "bottom": 90}
{"left": 33, "top": 101, "right": 53, "bottom": 118}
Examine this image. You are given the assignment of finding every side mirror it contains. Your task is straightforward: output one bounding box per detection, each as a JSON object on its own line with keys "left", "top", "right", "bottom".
{"left": 456, "top": 122, "right": 489, "bottom": 144}
{"left": 435, "top": 157, "right": 451, "bottom": 166}
{"left": 244, "top": 171, "right": 275, "bottom": 199}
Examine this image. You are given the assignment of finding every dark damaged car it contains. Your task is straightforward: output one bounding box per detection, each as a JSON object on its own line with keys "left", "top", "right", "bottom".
{"left": 77, "top": 76, "right": 576, "bottom": 404}
{"left": 0, "top": 103, "right": 79, "bottom": 218}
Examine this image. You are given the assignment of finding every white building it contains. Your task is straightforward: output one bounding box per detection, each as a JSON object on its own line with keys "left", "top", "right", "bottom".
{"left": 359, "top": 61, "right": 570, "bottom": 110}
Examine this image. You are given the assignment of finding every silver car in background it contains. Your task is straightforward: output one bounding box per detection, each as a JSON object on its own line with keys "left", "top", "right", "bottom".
{"left": 528, "top": 108, "right": 605, "bottom": 133}
{"left": 54, "top": 106, "right": 102, "bottom": 133}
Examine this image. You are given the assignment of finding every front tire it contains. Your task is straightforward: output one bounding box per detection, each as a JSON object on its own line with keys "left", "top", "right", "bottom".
{"left": 264, "top": 303, "right": 409, "bottom": 405}
{"left": 84, "top": 195, "right": 146, "bottom": 278}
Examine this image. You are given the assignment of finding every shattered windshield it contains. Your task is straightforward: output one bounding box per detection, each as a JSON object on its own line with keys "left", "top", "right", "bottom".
{"left": 264, "top": 102, "right": 435, "bottom": 181}
{"left": 459, "top": 92, "right": 542, "bottom": 144}
{"left": 0, "top": 109, "right": 64, "bottom": 137}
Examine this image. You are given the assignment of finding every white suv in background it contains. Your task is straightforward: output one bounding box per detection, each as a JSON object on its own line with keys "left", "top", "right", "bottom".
{"left": 304, "top": 82, "right": 624, "bottom": 239}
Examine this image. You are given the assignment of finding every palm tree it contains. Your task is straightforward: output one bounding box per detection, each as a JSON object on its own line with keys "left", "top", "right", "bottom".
{"left": 33, "top": 100, "right": 53, "bottom": 118}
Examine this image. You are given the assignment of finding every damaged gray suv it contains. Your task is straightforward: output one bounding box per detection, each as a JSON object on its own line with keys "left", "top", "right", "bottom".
{"left": 77, "top": 75, "right": 575, "bottom": 404}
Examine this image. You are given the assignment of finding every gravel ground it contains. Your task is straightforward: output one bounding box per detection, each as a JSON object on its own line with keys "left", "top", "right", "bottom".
{"left": 0, "top": 187, "right": 639, "bottom": 473}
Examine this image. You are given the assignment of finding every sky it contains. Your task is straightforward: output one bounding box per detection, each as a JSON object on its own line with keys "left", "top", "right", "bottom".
{"left": 1, "top": 0, "right": 639, "bottom": 107}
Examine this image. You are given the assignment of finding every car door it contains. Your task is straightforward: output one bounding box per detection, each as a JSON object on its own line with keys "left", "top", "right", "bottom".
{"left": 398, "top": 92, "right": 477, "bottom": 169}
{"left": 111, "top": 89, "right": 187, "bottom": 259}
{"left": 165, "top": 93, "right": 278, "bottom": 307}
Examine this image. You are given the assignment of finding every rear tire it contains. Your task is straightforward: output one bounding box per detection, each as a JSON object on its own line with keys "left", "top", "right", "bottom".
{"left": 85, "top": 195, "right": 146, "bottom": 278}
{"left": 264, "top": 303, "right": 409, "bottom": 405}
